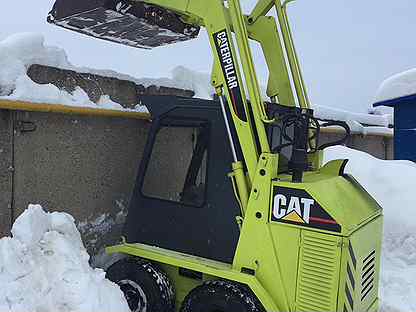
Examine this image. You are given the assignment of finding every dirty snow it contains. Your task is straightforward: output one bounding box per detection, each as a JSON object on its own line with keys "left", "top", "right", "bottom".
{"left": 375, "top": 68, "right": 416, "bottom": 103}
{"left": 77, "top": 211, "right": 126, "bottom": 268}
{"left": 0, "top": 205, "right": 129, "bottom": 312}
{"left": 325, "top": 146, "right": 416, "bottom": 312}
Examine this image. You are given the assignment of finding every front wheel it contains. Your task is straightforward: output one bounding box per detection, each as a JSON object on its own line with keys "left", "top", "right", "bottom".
{"left": 106, "top": 258, "right": 175, "bottom": 312}
{"left": 180, "top": 280, "right": 265, "bottom": 312}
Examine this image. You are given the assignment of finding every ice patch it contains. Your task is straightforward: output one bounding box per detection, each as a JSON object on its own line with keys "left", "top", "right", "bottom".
{"left": 0, "top": 204, "right": 129, "bottom": 312}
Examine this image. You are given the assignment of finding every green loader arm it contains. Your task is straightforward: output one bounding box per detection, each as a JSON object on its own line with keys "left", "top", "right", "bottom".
{"left": 48, "top": 3, "right": 384, "bottom": 312}
{"left": 137, "top": 0, "right": 310, "bottom": 213}
{"left": 48, "top": 0, "right": 312, "bottom": 213}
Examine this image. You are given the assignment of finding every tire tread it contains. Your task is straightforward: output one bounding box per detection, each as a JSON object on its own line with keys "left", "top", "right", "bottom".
{"left": 180, "top": 280, "right": 265, "bottom": 312}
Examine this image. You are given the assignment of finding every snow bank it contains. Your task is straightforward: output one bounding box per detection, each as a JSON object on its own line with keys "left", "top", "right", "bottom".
{"left": 0, "top": 32, "right": 132, "bottom": 110}
{"left": 0, "top": 33, "right": 169, "bottom": 111}
{"left": 0, "top": 33, "right": 212, "bottom": 108}
{"left": 369, "top": 106, "right": 394, "bottom": 126}
{"left": 314, "top": 104, "right": 391, "bottom": 127}
{"left": 375, "top": 68, "right": 416, "bottom": 103}
{"left": 325, "top": 146, "right": 416, "bottom": 312}
{"left": 0, "top": 205, "right": 129, "bottom": 312}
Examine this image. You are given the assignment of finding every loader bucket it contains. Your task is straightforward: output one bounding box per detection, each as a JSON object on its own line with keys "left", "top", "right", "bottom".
{"left": 47, "top": 0, "right": 200, "bottom": 49}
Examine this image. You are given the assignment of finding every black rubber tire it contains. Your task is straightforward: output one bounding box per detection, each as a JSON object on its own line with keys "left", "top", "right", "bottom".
{"left": 180, "top": 280, "right": 265, "bottom": 312}
{"left": 106, "top": 258, "right": 175, "bottom": 312}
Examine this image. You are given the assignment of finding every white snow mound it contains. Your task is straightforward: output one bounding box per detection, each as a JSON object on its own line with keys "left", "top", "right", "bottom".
{"left": 375, "top": 68, "right": 416, "bottom": 103}
{"left": 0, "top": 32, "right": 126, "bottom": 110}
{"left": 314, "top": 104, "right": 391, "bottom": 127}
{"left": 0, "top": 32, "right": 210, "bottom": 109}
{"left": 325, "top": 146, "right": 416, "bottom": 312}
{"left": 0, "top": 204, "right": 129, "bottom": 312}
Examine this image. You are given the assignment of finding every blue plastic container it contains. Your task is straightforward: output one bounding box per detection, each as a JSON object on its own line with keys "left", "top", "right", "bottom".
{"left": 374, "top": 93, "right": 416, "bottom": 161}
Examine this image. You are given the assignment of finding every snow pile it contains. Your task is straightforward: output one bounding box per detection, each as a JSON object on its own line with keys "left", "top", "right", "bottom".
{"left": 314, "top": 104, "right": 391, "bottom": 127}
{"left": 369, "top": 106, "right": 394, "bottom": 127}
{"left": 133, "top": 66, "right": 214, "bottom": 99}
{"left": 0, "top": 32, "right": 178, "bottom": 111}
{"left": 325, "top": 146, "right": 416, "bottom": 312}
{"left": 375, "top": 68, "right": 416, "bottom": 103}
{"left": 0, "top": 205, "right": 129, "bottom": 312}
{"left": 0, "top": 33, "right": 70, "bottom": 96}
{"left": 0, "top": 33, "right": 129, "bottom": 110}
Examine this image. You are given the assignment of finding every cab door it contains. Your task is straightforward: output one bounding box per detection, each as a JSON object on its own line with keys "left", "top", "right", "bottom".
{"left": 124, "top": 106, "right": 241, "bottom": 263}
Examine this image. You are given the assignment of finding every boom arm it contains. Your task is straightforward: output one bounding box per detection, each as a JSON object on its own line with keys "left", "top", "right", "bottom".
{"left": 141, "top": 0, "right": 308, "bottom": 164}
{"left": 48, "top": 0, "right": 311, "bottom": 212}
{"left": 142, "top": 0, "right": 310, "bottom": 212}
{"left": 140, "top": 0, "right": 270, "bottom": 179}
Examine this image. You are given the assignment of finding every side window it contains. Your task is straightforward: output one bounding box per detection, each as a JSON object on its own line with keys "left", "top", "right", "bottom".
{"left": 142, "top": 122, "right": 209, "bottom": 207}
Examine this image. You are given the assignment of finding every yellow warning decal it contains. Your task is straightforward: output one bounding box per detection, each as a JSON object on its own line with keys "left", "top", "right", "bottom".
{"left": 282, "top": 211, "right": 306, "bottom": 224}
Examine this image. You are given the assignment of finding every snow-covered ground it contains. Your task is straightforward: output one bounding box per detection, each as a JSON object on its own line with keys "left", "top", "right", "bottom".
{"left": 325, "top": 146, "right": 416, "bottom": 312}
{"left": 0, "top": 205, "right": 129, "bottom": 312}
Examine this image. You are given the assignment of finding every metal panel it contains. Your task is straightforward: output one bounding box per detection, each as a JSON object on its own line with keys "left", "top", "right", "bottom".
{"left": 339, "top": 216, "right": 383, "bottom": 312}
{"left": 395, "top": 103, "right": 416, "bottom": 130}
{"left": 296, "top": 231, "right": 342, "bottom": 312}
{"left": 12, "top": 110, "right": 150, "bottom": 255}
{"left": 395, "top": 129, "right": 416, "bottom": 161}
{"left": 125, "top": 104, "right": 241, "bottom": 264}
{"left": 319, "top": 131, "right": 393, "bottom": 160}
{"left": 0, "top": 110, "right": 13, "bottom": 237}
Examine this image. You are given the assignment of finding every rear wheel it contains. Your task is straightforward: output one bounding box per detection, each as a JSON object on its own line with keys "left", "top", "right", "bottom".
{"left": 106, "top": 258, "right": 175, "bottom": 312}
{"left": 180, "top": 280, "right": 265, "bottom": 312}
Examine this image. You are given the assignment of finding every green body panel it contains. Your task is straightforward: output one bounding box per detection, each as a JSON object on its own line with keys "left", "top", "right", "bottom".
{"left": 135, "top": 0, "right": 309, "bottom": 180}
{"left": 100, "top": 0, "right": 384, "bottom": 311}
{"left": 274, "top": 172, "right": 382, "bottom": 236}
{"left": 339, "top": 216, "right": 383, "bottom": 312}
{"left": 296, "top": 231, "right": 342, "bottom": 311}
{"left": 49, "top": 0, "right": 384, "bottom": 309}
{"left": 106, "top": 243, "right": 279, "bottom": 311}
{"left": 247, "top": 16, "right": 295, "bottom": 104}
{"left": 108, "top": 154, "right": 383, "bottom": 311}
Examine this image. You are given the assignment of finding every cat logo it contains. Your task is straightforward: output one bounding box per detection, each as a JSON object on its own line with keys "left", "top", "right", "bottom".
{"left": 271, "top": 186, "right": 341, "bottom": 233}
{"left": 273, "top": 194, "right": 314, "bottom": 224}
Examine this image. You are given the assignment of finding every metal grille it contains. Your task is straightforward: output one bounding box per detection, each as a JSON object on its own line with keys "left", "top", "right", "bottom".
{"left": 296, "top": 232, "right": 340, "bottom": 312}
{"left": 361, "top": 250, "right": 376, "bottom": 301}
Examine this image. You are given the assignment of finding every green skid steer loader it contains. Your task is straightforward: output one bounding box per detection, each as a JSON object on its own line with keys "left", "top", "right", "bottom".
{"left": 47, "top": 1, "right": 383, "bottom": 311}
